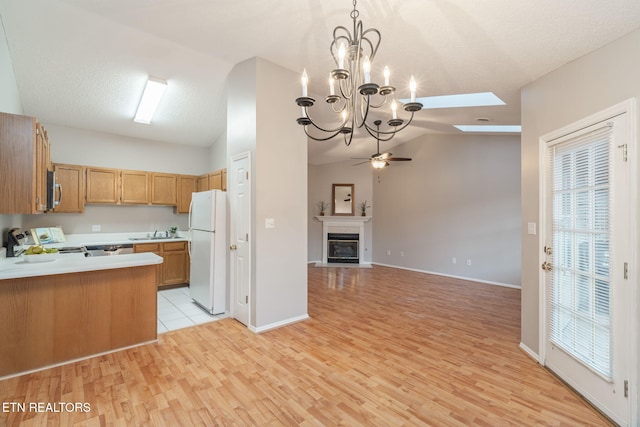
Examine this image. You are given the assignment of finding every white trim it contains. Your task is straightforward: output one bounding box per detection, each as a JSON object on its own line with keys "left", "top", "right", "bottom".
{"left": 519, "top": 342, "right": 541, "bottom": 363}
{"left": 249, "top": 314, "right": 310, "bottom": 334}
{"left": 372, "top": 262, "right": 521, "bottom": 289}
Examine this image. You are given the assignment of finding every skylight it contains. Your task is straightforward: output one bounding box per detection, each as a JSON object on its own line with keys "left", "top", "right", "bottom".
{"left": 454, "top": 125, "right": 522, "bottom": 133}
{"left": 400, "top": 92, "right": 505, "bottom": 109}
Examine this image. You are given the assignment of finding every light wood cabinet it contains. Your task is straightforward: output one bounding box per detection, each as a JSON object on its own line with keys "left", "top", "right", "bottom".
{"left": 134, "top": 243, "right": 162, "bottom": 286}
{"left": 196, "top": 174, "right": 209, "bottom": 192}
{"left": 176, "top": 175, "right": 197, "bottom": 214}
{"left": 121, "top": 170, "right": 149, "bottom": 204}
{"left": 209, "top": 170, "right": 223, "bottom": 190}
{"left": 197, "top": 168, "right": 227, "bottom": 192}
{"left": 151, "top": 173, "right": 177, "bottom": 205}
{"left": 0, "top": 112, "right": 51, "bottom": 214}
{"left": 161, "top": 241, "right": 189, "bottom": 286}
{"left": 134, "top": 241, "right": 189, "bottom": 287}
{"left": 86, "top": 167, "right": 119, "bottom": 204}
{"left": 53, "top": 164, "right": 85, "bottom": 213}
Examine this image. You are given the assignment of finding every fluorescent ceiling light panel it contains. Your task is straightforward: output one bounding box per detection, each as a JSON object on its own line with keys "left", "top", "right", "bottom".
{"left": 134, "top": 77, "right": 167, "bottom": 124}
{"left": 454, "top": 125, "right": 522, "bottom": 133}
{"left": 400, "top": 92, "right": 505, "bottom": 109}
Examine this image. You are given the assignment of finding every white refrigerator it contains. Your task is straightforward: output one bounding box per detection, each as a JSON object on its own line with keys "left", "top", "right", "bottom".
{"left": 188, "top": 189, "right": 227, "bottom": 314}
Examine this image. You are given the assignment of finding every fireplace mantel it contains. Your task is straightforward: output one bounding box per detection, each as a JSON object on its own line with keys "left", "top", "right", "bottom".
{"left": 315, "top": 215, "right": 372, "bottom": 222}
{"left": 315, "top": 216, "right": 371, "bottom": 266}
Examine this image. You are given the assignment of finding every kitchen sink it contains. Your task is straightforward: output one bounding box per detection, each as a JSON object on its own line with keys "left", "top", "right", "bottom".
{"left": 128, "top": 236, "right": 177, "bottom": 240}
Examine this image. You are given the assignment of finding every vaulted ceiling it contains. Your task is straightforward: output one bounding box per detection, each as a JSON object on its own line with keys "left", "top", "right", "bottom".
{"left": 1, "top": 0, "right": 639, "bottom": 164}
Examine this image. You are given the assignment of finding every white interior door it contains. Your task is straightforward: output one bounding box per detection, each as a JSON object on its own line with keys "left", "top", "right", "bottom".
{"left": 229, "top": 152, "right": 251, "bottom": 326}
{"left": 541, "top": 105, "right": 634, "bottom": 425}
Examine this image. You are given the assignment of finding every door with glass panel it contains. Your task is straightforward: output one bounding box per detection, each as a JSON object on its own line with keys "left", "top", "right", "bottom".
{"left": 542, "top": 108, "right": 632, "bottom": 425}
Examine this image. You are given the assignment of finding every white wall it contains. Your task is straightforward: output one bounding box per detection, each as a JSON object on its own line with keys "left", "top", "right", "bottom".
{"left": 227, "top": 57, "right": 308, "bottom": 331}
{"left": 308, "top": 160, "right": 374, "bottom": 263}
{"left": 520, "top": 28, "right": 640, "bottom": 355}
{"left": 372, "top": 133, "right": 521, "bottom": 286}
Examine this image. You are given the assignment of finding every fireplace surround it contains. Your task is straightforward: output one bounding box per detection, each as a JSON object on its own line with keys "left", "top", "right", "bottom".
{"left": 316, "top": 216, "right": 371, "bottom": 266}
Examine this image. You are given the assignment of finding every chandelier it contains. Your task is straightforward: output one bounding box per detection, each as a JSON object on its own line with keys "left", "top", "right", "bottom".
{"left": 295, "top": 0, "right": 423, "bottom": 146}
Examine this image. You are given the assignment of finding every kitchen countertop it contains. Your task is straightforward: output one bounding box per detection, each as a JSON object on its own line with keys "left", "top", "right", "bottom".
{"left": 0, "top": 232, "right": 186, "bottom": 280}
{"left": 0, "top": 252, "right": 164, "bottom": 280}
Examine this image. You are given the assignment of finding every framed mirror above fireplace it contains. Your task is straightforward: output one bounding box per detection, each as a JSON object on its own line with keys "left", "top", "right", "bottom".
{"left": 332, "top": 184, "right": 354, "bottom": 216}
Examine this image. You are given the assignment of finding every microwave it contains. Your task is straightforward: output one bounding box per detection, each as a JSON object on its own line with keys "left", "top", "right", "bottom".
{"left": 46, "top": 170, "right": 61, "bottom": 211}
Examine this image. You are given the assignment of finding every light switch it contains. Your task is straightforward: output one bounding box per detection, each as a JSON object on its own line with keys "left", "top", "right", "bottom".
{"left": 265, "top": 218, "right": 275, "bottom": 229}
{"left": 527, "top": 222, "right": 536, "bottom": 235}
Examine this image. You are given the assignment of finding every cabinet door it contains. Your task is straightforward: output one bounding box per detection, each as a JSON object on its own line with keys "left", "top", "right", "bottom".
{"left": 34, "top": 123, "right": 49, "bottom": 212}
{"left": 221, "top": 169, "right": 227, "bottom": 191}
{"left": 86, "top": 167, "right": 119, "bottom": 204}
{"left": 162, "top": 241, "right": 188, "bottom": 286}
{"left": 121, "top": 170, "right": 149, "bottom": 204}
{"left": 151, "top": 173, "right": 177, "bottom": 205}
{"left": 209, "top": 170, "right": 222, "bottom": 190}
{"left": 53, "top": 164, "right": 85, "bottom": 213}
{"left": 176, "top": 175, "right": 197, "bottom": 214}
{"left": 196, "top": 174, "right": 209, "bottom": 192}
{"left": 134, "top": 243, "right": 162, "bottom": 285}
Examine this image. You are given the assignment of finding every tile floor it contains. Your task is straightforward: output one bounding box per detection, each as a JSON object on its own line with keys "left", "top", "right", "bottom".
{"left": 157, "top": 286, "right": 224, "bottom": 333}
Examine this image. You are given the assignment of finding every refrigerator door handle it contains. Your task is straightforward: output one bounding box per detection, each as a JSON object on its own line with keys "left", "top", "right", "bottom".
{"left": 187, "top": 198, "right": 194, "bottom": 257}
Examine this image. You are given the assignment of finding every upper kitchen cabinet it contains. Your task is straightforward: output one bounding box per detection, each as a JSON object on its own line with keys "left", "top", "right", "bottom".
{"left": 151, "top": 173, "right": 177, "bottom": 205}
{"left": 0, "top": 112, "right": 52, "bottom": 214}
{"left": 196, "top": 168, "right": 227, "bottom": 192}
{"left": 53, "top": 164, "right": 85, "bottom": 213}
{"left": 121, "top": 170, "right": 149, "bottom": 204}
{"left": 86, "top": 167, "right": 119, "bottom": 204}
{"left": 176, "top": 175, "right": 197, "bottom": 214}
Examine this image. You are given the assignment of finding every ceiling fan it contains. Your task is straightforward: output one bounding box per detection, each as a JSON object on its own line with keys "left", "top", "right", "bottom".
{"left": 352, "top": 120, "right": 412, "bottom": 169}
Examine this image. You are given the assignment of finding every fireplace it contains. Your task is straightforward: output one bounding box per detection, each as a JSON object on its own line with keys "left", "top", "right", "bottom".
{"left": 327, "top": 233, "right": 359, "bottom": 263}
{"left": 316, "top": 215, "right": 371, "bottom": 267}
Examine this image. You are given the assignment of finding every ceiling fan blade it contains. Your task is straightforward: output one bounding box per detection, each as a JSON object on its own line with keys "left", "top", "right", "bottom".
{"left": 352, "top": 160, "right": 371, "bottom": 166}
{"left": 387, "top": 157, "right": 412, "bottom": 161}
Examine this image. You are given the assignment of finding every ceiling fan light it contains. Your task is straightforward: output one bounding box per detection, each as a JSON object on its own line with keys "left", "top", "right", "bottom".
{"left": 371, "top": 159, "right": 387, "bottom": 169}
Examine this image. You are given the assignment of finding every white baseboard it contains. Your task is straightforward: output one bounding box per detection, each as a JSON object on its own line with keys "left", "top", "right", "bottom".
{"left": 249, "top": 314, "right": 310, "bottom": 334}
{"left": 372, "top": 262, "right": 521, "bottom": 289}
{"left": 519, "top": 342, "right": 540, "bottom": 363}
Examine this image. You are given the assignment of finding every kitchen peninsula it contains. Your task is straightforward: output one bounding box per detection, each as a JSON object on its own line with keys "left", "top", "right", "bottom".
{"left": 0, "top": 247, "right": 163, "bottom": 378}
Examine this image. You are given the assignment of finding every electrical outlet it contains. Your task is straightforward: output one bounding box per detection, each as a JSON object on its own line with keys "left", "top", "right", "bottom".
{"left": 265, "top": 218, "right": 275, "bottom": 229}
{"left": 400, "top": 251, "right": 405, "bottom": 257}
{"left": 452, "top": 257, "right": 457, "bottom": 264}
{"left": 92, "top": 225, "right": 101, "bottom": 232}
{"left": 467, "top": 259, "right": 472, "bottom": 266}
{"left": 386, "top": 249, "right": 391, "bottom": 256}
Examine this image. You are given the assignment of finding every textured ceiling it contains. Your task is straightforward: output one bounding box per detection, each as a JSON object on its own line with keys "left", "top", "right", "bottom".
{"left": 1, "top": 0, "right": 639, "bottom": 164}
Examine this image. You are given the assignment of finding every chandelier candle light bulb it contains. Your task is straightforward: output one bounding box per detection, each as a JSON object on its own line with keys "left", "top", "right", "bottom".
{"left": 410, "top": 76, "right": 417, "bottom": 103}
{"left": 383, "top": 66, "right": 390, "bottom": 86}
{"left": 301, "top": 69, "right": 309, "bottom": 97}
{"left": 338, "top": 43, "right": 346, "bottom": 69}
{"left": 363, "top": 56, "right": 371, "bottom": 84}
{"left": 329, "top": 76, "right": 335, "bottom": 96}
{"left": 391, "top": 100, "right": 398, "bottom": 120}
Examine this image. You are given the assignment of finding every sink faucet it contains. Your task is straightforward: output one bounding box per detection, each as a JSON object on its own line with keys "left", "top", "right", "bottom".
{"left": 153, "top": 230, "right": 158, "bottom": 238}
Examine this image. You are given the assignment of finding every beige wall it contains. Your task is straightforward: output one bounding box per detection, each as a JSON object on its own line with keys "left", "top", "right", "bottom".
{"left": 372, "top": 133, "right": 521, "bottom": 286}
{"left": 227, "top": 57, "right": 308, "bottom": 331}
{"left": 520, "top": 28, "right": 640, "bottom": 355}
{"left": 308, "top": 160, "right": 374, "bottom": 263}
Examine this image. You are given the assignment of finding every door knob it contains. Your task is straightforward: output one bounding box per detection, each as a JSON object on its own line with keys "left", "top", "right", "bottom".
{"left": 229, "top": 244, "right": 237, "bottom": 251}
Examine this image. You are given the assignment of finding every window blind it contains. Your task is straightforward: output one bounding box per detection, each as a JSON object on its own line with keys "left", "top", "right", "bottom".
{"left": 548, "top": 124, "right": 613, "bottom": 380}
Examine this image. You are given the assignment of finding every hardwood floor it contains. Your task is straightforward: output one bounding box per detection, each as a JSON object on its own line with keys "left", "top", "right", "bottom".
{"left": 0, "top": 265, "right": 612, "bottom": 426}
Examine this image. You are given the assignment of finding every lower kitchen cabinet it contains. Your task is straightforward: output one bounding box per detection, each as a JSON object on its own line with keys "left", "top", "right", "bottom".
{"left": 134, "top": 241, "right": 189, "bottom": 288}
